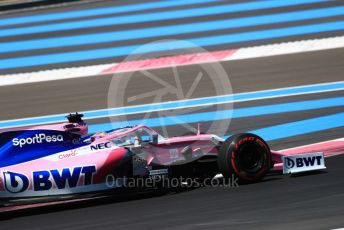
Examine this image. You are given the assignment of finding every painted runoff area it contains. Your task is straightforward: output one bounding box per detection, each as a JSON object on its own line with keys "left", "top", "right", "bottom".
{"left": 0, "top": 0, "right": 218, "bottom": 27}
{"left": 3, "top": 4, "right": 344, "bottom": 52}
{"left": 3, "top": 20, "right": 344, "bottom": 69}
{"left": 0, "top": 0, "right": 326, "bottom": 36}
{"left": 1, "top": 36, "right": 344, "bottom": 86}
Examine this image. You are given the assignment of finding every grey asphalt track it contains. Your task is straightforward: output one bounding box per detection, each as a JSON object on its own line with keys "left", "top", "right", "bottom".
{"left": 0, "top": 0, "right": 344, "bottom": 229}
{"left": 0, "top": 48, "right": 344, "bottom": 229}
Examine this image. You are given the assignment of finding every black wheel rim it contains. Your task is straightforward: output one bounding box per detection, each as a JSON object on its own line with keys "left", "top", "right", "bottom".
{"left": 237, "top": 142, "right": 266, "bottom": 174}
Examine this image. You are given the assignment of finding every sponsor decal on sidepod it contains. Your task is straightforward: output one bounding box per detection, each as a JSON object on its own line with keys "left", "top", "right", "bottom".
{"left": 12, "top": 133, "right": 64, "bottom": 148}
{"left": 3, "top": 166, "right": 96, "bottom": 193}
{"left": 58, "top": 150, "right": 78, "bottom": 160}
{"left": 90, "top": 142, "right": 112, "bottom": 151}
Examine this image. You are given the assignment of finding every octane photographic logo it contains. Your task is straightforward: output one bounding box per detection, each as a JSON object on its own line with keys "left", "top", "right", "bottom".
{"left": 107, "top": 39, "right": 233, "bottom": 164}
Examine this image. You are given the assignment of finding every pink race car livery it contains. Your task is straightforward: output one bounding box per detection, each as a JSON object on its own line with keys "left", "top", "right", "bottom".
{"left": 0, "top": 113, "right": 326, "bottom": 204}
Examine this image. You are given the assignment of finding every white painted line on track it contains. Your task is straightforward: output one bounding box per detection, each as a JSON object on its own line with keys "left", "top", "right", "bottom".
{"left": 227, "top": 35, "right": 344, "bottom": 60}
{"left": 277, "top": 138, "right": 344, "bottom": 152}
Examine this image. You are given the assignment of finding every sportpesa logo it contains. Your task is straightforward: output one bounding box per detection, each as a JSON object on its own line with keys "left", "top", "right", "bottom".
{"left": 12, "top": 134, "right": 64, "bottom": 148}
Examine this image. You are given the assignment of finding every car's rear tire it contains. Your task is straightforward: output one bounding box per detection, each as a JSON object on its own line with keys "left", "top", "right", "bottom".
{"left": 217, "top": 133, "right": 272, "bottom": 183}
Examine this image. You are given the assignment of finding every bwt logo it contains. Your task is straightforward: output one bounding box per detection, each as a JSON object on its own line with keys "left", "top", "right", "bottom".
{"left": 284, "top": 156, "right": 322, "bottom": 169}
{"left": 3, "top": 172, "right": 29, "bottom": 193}
{"left": 3, "top": 166, "right": 96, "bottom": 193}
{"left": 12, "top": 133, "right": 64, "bottom": 148}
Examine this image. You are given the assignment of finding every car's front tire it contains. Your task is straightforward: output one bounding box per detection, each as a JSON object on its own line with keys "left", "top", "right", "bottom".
{"left": 217, "top": 133, "right": 272, "bottom": 183}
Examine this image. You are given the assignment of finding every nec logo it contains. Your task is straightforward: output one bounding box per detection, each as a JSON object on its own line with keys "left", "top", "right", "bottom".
{"left": 284, "top": 156, "right": 322, "bottom": 169}
{"left": 90, "top": 142, "right": 111, "bottom": 151}
{"left": 3, "top": 166, "right": 96, "bottom": 193}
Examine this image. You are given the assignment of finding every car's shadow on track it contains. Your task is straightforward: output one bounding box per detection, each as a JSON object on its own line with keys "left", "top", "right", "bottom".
{"left": 0, "top": 174, "right": 287, "bottom": 221}
{"left": 0, "top": 187, "right": 196, "bottom": 221}
{"left": 290, "top": 170, "right": 328, "bottom": 177}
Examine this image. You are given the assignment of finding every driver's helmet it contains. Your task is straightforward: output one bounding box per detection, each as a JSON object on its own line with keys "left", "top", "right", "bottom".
{"left": 90, "top": 132, "right": 107, "bottom": 142}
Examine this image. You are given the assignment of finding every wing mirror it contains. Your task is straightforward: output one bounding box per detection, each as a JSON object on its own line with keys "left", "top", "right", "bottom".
{"left": 150, "top": 134, "right": 159, "bottom": 145}
{"left": 140, "top": 134, "right": 159, "bottom": 146}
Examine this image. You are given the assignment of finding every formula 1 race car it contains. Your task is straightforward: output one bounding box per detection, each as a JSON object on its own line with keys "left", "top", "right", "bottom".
{"left": 0, "top": 113, "right": 326, "bottom": 204}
